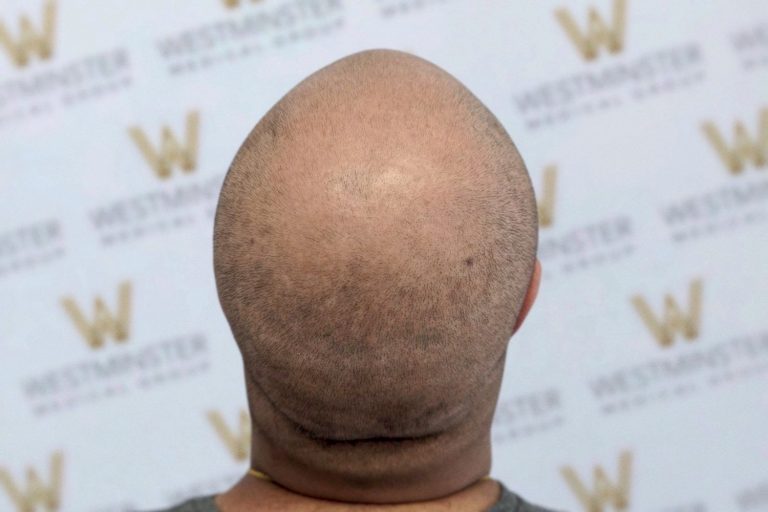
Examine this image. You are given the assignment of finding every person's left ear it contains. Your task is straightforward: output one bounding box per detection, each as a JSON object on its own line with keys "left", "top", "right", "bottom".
{"left": 512, "top": 259, "right": 541, "bottom": 335}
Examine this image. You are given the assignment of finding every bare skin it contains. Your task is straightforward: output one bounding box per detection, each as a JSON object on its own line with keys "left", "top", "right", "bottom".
{"left": 212, "top": 49, "right": 542, "bottom": 510}
{"left": 215, "top": 262, "right": 541, "bottom": 511}
{"left": 216, "top": 476, "right": 502, "bottom": 512}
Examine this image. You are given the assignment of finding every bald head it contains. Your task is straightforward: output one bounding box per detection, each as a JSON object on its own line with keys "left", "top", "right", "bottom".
{"left": 214, "top": 49, "right": 537, "bottom": 502}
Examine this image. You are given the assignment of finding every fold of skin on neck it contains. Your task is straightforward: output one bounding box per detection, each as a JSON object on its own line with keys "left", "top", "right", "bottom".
{"left": 217, "top": 473, "right": 502, "bottom": 512}
{"left": 240, "top": 359, "right": 505, "bottom": 505}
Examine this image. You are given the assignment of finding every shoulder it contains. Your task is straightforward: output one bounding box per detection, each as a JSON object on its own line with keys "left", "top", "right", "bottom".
{"left": 142, "top": 495, "right": 218, "bottom": 512}
{"left": 489, "top": 483, "right": 562, "bottom": 512}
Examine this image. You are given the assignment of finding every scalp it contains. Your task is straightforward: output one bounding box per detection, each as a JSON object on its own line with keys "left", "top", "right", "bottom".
{"left": 214, "top": 50, "right": 537, "bottom": 444}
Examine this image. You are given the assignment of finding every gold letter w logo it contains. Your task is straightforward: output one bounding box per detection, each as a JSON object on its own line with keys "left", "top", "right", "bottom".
{"left": 222, "top": 0, "right": 264, "bottom": 8}
{"left": 555, "top": 0, "right": 627, "bottom": 61}
{"left": 538, "top": 165, "right": 558, "bottom": 228}
{"left": 0, "top": 452, "right": 63, "bottom": 512}
{"left": 61, "top": 281, "right": 132, "bottom": 349}
{"left": 631, "top": 279, "right": 702, "bottom": 348}
{"left": 0, "top": 1, "right": 56, "bottom": 68}
{"left": 128, "top": 111, "right": 200, "bottom": 180}
{"left": 207, "top": 410, "right": 251, "bottom": 461}
{"left": 561, "top": 451, "right": 632, "bottom": 512}
{"left": 702, "top": 108, "right": 768, "bottom": 175}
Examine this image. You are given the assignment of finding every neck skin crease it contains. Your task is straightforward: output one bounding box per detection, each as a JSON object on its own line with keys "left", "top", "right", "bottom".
{"left": 215, "top": 474, "right": 502, "bottom": 512}
{"left": 215, "top": 370, "right": 503, "bottom": 511}
{"left": 234, "top": 359, "right": 503, "bottom": 503}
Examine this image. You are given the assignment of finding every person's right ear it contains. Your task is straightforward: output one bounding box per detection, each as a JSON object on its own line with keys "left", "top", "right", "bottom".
{"left": 512, "top": 259, "right": 541, "bottom": 335}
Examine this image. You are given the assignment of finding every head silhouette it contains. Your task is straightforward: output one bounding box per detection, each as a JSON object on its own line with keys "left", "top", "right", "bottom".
{"left": 213, "top": 49, "right": 539, "bottom": 504}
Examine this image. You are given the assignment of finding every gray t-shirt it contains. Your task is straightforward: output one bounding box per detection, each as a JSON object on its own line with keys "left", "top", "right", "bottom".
{"left": 150, "top": 483, "right": 557, "bottom": 511}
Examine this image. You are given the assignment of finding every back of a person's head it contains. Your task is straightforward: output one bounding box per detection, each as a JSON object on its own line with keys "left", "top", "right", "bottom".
{"left": 213, "top": 49, "right": 538, "bottom": 503}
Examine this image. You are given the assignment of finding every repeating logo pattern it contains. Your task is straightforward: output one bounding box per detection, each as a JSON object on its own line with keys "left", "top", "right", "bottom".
{"left": 1, "top": 1, "right": 765, "bottom": 511}
{"left": 61, "top": 281, "right": 132, "bottom": 350}
{"left": 537, "top": 165, "right": 558, "bottom": 228}
{"left": 555, "top": 0, "right": 627, "bottom": 61}
{"left": 702, "top": 108, "right": 768, "bottom": 174}
{"left": 561, "top": 451, "right": 633, "bottom": 512}
{"left": 0, "top": 1, "right": 56, "bottom": 68}
{"left": 222, "top": 0, "right": 265, "bottom": 9}
{"left": 631, "top": 279, "right": 703, "bottom": 348}
{"left": 207, "top": 410, "right": 251, "bottom": 462}
{"left": 128, "top": 112, "right": 201, "bottom": 180}
{"left": 0, "top": 453, "right": 64, "bottom": 512}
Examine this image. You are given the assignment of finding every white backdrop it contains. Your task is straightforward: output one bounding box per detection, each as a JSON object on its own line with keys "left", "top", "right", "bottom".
{"left": 1, "top": 1, "right": 767, "bottom": 511}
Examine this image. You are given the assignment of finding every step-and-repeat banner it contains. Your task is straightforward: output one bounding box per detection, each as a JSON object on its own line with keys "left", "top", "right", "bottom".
{"left": 1, "top": 0, "right": 766, "bottom": 510}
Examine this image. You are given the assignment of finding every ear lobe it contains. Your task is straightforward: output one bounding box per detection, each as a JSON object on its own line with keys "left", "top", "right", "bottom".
{"left": 512, "top": 259, "right": 541, "bottom": 335}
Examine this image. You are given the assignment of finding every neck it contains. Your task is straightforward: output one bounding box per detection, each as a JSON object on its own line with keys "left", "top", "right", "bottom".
{"left": 242, "top": 370, "right": 502, "bottom": 504}
{"left": 246, "top": 422, "right": 494, "bottom": 503}
{"left": 216, "top": 473, "right": 501, "bottom": 512}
